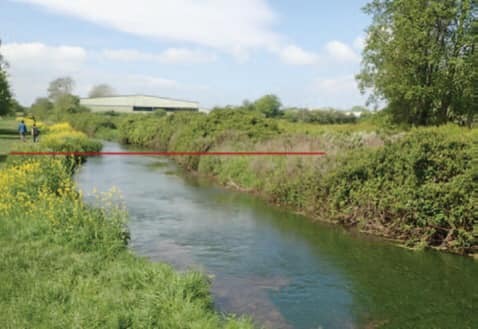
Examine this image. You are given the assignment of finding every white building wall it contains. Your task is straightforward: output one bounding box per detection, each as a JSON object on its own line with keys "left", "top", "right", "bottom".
{"left": 80, "top": 95, "right": 199, "bottom": 112}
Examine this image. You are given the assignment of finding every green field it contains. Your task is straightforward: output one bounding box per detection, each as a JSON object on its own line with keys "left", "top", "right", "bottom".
{"left": 0, "top": 118, "right": 18, "bottom": 166}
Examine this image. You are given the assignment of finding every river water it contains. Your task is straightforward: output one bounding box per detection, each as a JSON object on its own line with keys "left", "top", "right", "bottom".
{"left": 76, "top": 142, "right": 477, "bottom": 329}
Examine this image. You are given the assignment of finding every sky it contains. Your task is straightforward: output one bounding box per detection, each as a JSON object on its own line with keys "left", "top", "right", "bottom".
{"left": 0, "top": 0, "right": 371, "bottom": 109}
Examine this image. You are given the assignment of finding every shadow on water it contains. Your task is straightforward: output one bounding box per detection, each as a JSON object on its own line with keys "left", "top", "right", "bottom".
{"left": 76, "top": 142, "right": 478, "bottom": 329}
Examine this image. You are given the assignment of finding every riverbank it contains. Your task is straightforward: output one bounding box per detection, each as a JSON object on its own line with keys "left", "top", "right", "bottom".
{"left": 0, "top": 121, "right": 254, "bottom": 328}
{"left": 65, "top": 110, "right": 476, "bottom": 256}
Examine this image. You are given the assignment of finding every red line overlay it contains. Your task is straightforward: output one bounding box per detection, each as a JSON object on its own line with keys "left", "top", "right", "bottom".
{"left": 9, "top": 151, "right": 327, "bottom": 156}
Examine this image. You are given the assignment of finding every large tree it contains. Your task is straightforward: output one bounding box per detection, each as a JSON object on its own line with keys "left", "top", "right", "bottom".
{"left": 30, "top": 97, "right": 54, "bottom": 119}
{"left": 88, "top": 84, "right": 115, "bottom": 98}
{"left": 48, "top": 76, "right": 74, "bottom": 101}
{"left": 254, "top": 94, "right": 282, "bottom": 118}
{"left": 357, "top": 0, "right": 476, "bottom": 125}
{"left": 0, "top": 40, "right": 12, "bottom": 116}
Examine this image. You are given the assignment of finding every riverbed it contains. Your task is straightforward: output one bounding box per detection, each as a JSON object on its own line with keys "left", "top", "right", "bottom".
{"left": 76, "top": 142, "right": 477, "bottom": 329}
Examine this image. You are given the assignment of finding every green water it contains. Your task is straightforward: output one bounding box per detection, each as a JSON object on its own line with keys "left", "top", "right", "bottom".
{"left": 76, "top": 142, "right": 477, "bottom": 329}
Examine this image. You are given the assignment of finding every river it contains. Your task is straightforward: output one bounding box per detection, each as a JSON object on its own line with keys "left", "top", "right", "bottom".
{"left": 76, "top": 142, "right": 477, "bottom": 329}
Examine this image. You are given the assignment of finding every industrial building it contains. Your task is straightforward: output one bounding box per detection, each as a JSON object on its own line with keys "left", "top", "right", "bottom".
{"left": 80, "top": 95, "right": 199, "bottom": 113}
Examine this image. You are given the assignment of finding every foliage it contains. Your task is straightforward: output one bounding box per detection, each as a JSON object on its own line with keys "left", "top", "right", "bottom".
{"left": 0, "top": 70, "right": 12, "bottom": 116}
{"left": 30, "top": 94, "right": 90, "bottom": 121}
{"left": 119, "top": 110, "right": 281, "bottom": 170}
{"left": 30, "top": 97, "right": 54, "bottom": 119}
{"left": 324, "top": 126, "right": 476, "bottom": 252}
{"left": 88, "top": 83, "right": 115, "bottom": 98}
{"left": 63, "top": 112, "right": 122, "bottom": 140}
{"left": 253, "top": 94, "right": 282, "bottom": 118}
{"left": 10, "top": 98, "right": 25, "bottom": 115}
{"left": 212, "top": 94, "right": 283, "bottom": 118}
{"left": 0, "top": 40, "right": 12, "bottom": 117}
{"left": 283, "top": 108, "right": 357, "bottom": 124}
{"left": 53, "top": 94, "right": 90, "bottom": 119}
{"left": 48, "top": 76, "right": 75, "bottom": 102}
{"left": 357, "top": 0, "right": 477, "bottom": 125}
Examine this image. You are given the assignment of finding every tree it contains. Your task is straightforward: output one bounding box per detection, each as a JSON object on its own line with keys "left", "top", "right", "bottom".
{"left": 254, "top": 94, "right": 282, "bottom": 117}
{"left": 30, "top": 97, "right": 54, "bottom": 119}
{"left": 10, "top": 99, "right": 24, "bottom": 115}
{"left": 241, "top": 99, "right": 255, "bottom": 111}
{"left": 53, "top": 94, "right": 89, "bottom": 117}
{"left": 0, "top": 40, "right": 12, "bottom": 116}
{"left": 88, "top": 84, "right": 115, "bottom": 98}
{"left": 48, "top": 77, "right": 74, "bottom": 101}
{"left": 357, "top": 0, "right": 476, "bottom": 125}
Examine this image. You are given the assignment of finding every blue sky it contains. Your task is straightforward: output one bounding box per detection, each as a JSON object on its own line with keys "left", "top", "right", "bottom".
{"left": 0, "top": 0, "right": 371, "bottom": 109}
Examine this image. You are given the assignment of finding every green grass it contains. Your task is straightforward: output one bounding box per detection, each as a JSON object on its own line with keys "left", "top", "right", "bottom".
{"left": 0, "top": 118, "right": 18, "bottom": 166}
{"left": 0, "top": 215, "right": 254, "bottom": 329}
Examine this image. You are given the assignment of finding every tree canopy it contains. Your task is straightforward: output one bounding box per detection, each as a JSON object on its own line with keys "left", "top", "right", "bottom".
{"left": 357, "top": 0, "right": 477, "bottom": 125}
{"left": 253, "top": 94, "right": 282, "bottom": 118}
{"left": 48, "top": 77, "right": 74, "bottom": 102}
{"left": 0, "top": 40, "right": 12, "bottom": 116}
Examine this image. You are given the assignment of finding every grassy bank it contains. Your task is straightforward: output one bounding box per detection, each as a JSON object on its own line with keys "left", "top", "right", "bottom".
{"left": 99, "top": 110, "right": 477, "bottom": 256}
{"left": 0, "top": 122, "right": 254, "bottom": 328}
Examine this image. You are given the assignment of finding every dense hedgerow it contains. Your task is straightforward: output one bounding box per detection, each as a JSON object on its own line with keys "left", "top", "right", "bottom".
{"left": 62, "top": 112, "right": 123, "bottom": 140}
{"left": 0, "top": 123, "right": 255, "bottom": 329}
{"left": 324, "top": 127, "right": 476, "bottom": 253}
{"left": 116, "top": 110, "right": 477, "bottom": 254}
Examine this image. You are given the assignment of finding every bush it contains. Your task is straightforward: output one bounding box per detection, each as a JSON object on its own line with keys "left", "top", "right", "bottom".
{"left": 283, "top": 108, "right": 357, "bottom": 124}
{"left": 324, "top": 127, "right": 476, "bottom": 253}
{"left": 62, "top": 112, "right": 121, "bottom": 138}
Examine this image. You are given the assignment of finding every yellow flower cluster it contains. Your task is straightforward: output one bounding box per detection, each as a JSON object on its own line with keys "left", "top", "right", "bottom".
{"left": 1, "top": 121, "right": 124, "bottom": 234}
{"left": 48, "top": 122, "right": 75, "bottom": 133}
{"left": 16, "top": 117, "right": 47, "bottom": 130}
{"left": 41, "top": 130, "right": 89, "bottom": 145}
{"left": 0, "top": 158, "right": 74, "bottom": 218}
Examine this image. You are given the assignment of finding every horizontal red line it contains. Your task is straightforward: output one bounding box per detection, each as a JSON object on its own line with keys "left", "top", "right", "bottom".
{"left": 9, "top": 151, "right": 327, "bottom": 156}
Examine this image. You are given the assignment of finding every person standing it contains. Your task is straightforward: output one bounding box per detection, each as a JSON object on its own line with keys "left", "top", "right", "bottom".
{"left": 18, "top": 120, "right": 27, "bottom": 142}
{"left": 31, "top": 123, "right": 40, "bottom": 143}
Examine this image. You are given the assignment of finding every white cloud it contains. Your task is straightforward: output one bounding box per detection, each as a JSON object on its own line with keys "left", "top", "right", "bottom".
{"left": 325, "top": 41, "right": 360, "bottom": 63}
{"left": 277, "top": 45, "right": 319, "bottom": 65}
{"left": 101, "top": 48, "right": 217, "bottom": 64}
{"left": 127, "top": 75, "right": 179, "bottom": 89}
{"left": 312, "top": 75, "right": 366, "bottom": 108}
{"left": 2, "top": 42, "right": 86, "bottom": 72}
{"left": 17, "top": 0, "right": 281, "bottom": 58}
{"left": 2, "top": 42, "right": 87, "bottom": 103}
{"left": 1, "top": 42, "right": 202, "bottom": 105}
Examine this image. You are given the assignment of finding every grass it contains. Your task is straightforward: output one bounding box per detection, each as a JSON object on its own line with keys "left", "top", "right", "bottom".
{"left": 0, "top": 118, "right": 18, "bottom": 166}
